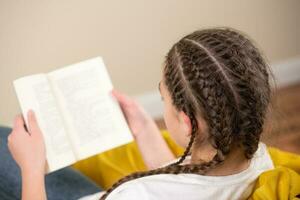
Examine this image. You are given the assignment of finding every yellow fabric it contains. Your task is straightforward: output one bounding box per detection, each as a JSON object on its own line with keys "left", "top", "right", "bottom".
{"left": 250, "top": 147, "right": 300, "bottom": 200}
{"left": 72, "top": 130, "right": 300, "bottom": 199}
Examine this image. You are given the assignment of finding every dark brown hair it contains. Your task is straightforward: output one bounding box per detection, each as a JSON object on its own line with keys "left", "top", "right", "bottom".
{"left": 100, "top": 27, "right": 273, "bottom": 199}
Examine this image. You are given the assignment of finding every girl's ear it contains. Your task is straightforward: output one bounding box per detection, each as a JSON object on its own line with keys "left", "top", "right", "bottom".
{"left": 179, "top": 111, "right": 192, "bottom": 137}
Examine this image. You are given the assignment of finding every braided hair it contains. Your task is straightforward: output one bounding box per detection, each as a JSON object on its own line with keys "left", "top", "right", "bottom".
{"left": 100, "top": 27, "right": 272, "bottom": 199}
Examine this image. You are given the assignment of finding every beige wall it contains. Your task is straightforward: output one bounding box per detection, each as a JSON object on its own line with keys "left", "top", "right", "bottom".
{"left": 1, "top": 0, "right": 300, "bottom": 126}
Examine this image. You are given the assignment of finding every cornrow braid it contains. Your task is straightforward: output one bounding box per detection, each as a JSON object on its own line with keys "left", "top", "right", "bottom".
{"left": 99, "top": 27, "right": 272, "bottom": 199}
{"left": 206, "top": 28, "right": 271, "bottom": 158}
{"left": 169, "top": 37, "right": 235, "bottom": 163}
{"left": 100, "top": 113, "right": 199, "bottom": 200}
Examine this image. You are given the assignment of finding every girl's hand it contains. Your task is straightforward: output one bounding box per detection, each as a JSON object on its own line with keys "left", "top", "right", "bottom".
{"left": 111, "top": 89, "right": 157, "bottom": 139}
{"left": 8, "top": 110, "right": 46, "bottom": 175}
{"left": 111, "top": 89, "right": 175, "bottom": 169}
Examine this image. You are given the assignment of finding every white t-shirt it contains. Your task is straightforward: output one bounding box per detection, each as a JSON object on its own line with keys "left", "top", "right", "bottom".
{"left": 79, "top": 142, "right": 273, "bottom": 200}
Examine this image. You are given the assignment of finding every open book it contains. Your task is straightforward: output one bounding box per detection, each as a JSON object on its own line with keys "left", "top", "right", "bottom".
{"left": 13, "top": 57, "right": 133, "bottom": 173}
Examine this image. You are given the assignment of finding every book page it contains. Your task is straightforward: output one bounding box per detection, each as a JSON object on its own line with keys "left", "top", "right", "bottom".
{"left": 13, "top": 74, "right": 76, "bottom": 172}
{"left": 48, "top": 57, "right": 133, "bottom": 160}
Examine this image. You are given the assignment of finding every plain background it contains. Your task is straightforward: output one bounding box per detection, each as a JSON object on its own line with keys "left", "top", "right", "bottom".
{"left": 1, "top": 0, "right": 300, "bottom": 125}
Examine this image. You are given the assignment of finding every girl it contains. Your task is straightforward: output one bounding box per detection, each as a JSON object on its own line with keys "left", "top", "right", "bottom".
{"left": 6, "top": 27, "right": 274, "bottom": 200}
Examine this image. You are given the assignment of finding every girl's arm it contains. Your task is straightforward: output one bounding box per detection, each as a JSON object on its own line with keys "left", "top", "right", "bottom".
{"left": 21, "top": 170, "right": 46, "bottom": 200}
{"left": 134, "top": 119, "right": 175, "bottom": 169}
{"left": 111, "top": 90, "right": 175, "bottom": 169}
{"left": 8, "top": 110, "right": 47, "bottom": 200}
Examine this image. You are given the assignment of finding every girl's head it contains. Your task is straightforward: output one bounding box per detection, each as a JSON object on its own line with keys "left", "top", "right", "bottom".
{"left": 161, "top": 27, "right": 272, "bottom": 165}
{"left": 101, "top": 27, "right": 272, "bottom": 199}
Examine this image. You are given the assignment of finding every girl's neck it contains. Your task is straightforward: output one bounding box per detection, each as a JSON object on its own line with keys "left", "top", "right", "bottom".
{"left": 190, "top": 144, "right": 250, "bottom": 176}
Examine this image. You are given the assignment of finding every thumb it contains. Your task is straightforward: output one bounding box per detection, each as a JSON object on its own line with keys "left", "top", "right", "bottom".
{"left": 13, "top": 114, "right": 26, "bottom": 132}
{"left": 27, "top": 110, "right": 41, "bottom": 136}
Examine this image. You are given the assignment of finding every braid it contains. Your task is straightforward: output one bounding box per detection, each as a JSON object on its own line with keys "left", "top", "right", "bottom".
{"left": 173, "top": 38, "right": 234, "bottom": 161}
{"left": 100, "top": 113, "right": 197, "bottom": 200}
{"left": 100, "top": 113, "right": 222, "bottom": 200}
{"left": 100, "top": 28, "right": 272, "bottom": 199}
{"left": 209, "top": 28, "right": 271, "bottom": 158}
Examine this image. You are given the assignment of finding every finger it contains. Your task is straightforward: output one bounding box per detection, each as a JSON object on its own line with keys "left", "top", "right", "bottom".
{"left": 13, "top": 114, "right": 25, "bottom": 131}
{"left": 111, "top": 89, "right": 132, "bottom": 106}
{"left": 27, "top": 110, "right": 41, "bottom": 135}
